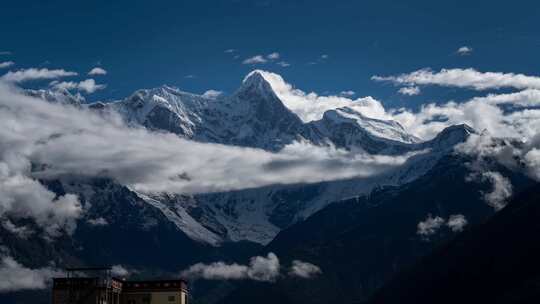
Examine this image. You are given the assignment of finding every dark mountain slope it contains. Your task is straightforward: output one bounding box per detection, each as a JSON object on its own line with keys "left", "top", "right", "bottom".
{"left": 220, "top": 154, "right": 534, "bottom": 304}
{"left": 370, "top": 183, "right": 540, "bottom": 304}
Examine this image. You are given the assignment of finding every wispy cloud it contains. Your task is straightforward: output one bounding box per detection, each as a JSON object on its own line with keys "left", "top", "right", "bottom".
{"left": 1, "top": 68, "right": 77, "bottom": 83}
{"left": 339, "top": 90, "right": 355, "bottom": 97}
{"left": 372, "top": 68, "right": 540, "bottom": 91}
{"left": 0, "top": 51, "right": 11, "bottom": 56}
{"left": 267, "top": 52, "right": 280, "bottom": 60}
{"left": 243, "top": 55, "right": 268, "bottom": 64}
{"left": 0, "top": 61, "right": 15, "bottom": 69}
{"left": 224, "top": 49, "right": 237, "bottom": 53}
{"left": 50, "top": 78, "right": 106, "bottom": 94}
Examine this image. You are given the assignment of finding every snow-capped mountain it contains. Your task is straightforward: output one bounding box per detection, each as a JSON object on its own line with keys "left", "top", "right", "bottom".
{"left": 98, "top": 71, "right": 418, "bottom": 153}
{"left": 23, "top": 70, "right": 477, "bottom": 246}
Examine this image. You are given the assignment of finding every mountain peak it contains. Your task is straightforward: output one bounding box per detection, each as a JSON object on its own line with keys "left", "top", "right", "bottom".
{"left": 424, "top": 123, "right": 476, "bottom": 150}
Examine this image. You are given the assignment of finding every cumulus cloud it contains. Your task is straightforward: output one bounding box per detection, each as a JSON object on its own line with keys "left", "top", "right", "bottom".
{"left": 0, "top": 61, "right": 14, "bottom": 69}
{"left": 372, "top": 68, "right": 540, "bottom": 91}
{"left": 417, "top": 215, "right": 445, "bottom": 237}
{"left": 202, "top": 89, "right": 223, "bottom": 99}
{"left": 88, "top": 67, "right": 107, "bottom": 76}
{"left": 398, "top": 86, "right": 420, "bottom": 96}
{"left": 446, "top": 214, "right": 468, "bottom": 232}
{"left": 253, "top": 70, "right": 391, "bottom": 122}
{"left": 457, "top": 46, "right": 473, "bottom": 55}
{"left": 51, "top": 79, "right": 106, "bottom": 94}
{"left": 417, "top": 214, "right": 468, "bottom": 237}
{"left": 243, "top": 55, "right": 267, "bottom": 65}
{"left": 289, "top": 260, "right": 322, "bottom": 279}
{"left": 1, "top": 68, "right": 77, "bottom": 83}
{"left": 181, "top": 253, "right": 280, "bottom": 282}
{"left": 0, "top": 256, "right": 63, "bottom": 293}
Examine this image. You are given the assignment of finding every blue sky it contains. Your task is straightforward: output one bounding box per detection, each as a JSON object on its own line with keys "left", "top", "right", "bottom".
{"left": 2, "top": 0, "right": 540, "bottom": 108}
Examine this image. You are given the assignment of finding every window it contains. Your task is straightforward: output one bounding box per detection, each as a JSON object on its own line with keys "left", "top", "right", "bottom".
{"left": 168, "top": 295, "right": 176, "bottom": 302}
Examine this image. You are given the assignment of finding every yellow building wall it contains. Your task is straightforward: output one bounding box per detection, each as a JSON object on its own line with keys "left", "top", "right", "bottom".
{"left": 122, "top": 291, "right": 188, "bottom": 304}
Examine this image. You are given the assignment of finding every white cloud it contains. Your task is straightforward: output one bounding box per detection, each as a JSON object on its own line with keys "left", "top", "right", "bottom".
{"left": 289, "top": 260, "right": 322, "bottom": 279}
{"left": 0, "top": 256, "right": 63, "bottom": 293}
{"left": 181, "top": 253, "right": 280, "bottom": 282}
{"left": 372, "top": 68, "right": 540, "bottom": 91}
{"left": 321, "top": 54, "right": 328, "bottom": 59}
{"left": 267, "top": 52, "right": 280, "bottom": 60}
{"left": 111, "top": 265, "right": 129, "bottom": 277}
{"left": 457, "top": 46, "right": 473, "bottom": 55}
{"left": 88, "top": 67, "right": 107, "bottom": 76}
{"left": 447, "top": 214, "right": 468, "bottom": 232}
{"left": 224, "top": 49, "right": 236, "bottom": 53}
{"left": 480, "top": 171, "right": 513, "bottom": 210}
{"left": 398, "top": 86, "right": 420, "bottom": 96}
{"left": 87, "top": 217, "right": 108, "bottom": 226}
{"left": 277, "top": 61, "right": 290, "bottom": 67}
{"left": 202, "top": 89, "right": 223, "bottom": 99}
{"left": 184, "top": 74, "right": 196, "bottom": 79}
{"left": 51, "top": 78, "right": 106, "bottom": 94}
{"left": 1, "top": 68, "right": 77, "bottom": 83}
{"left": 252, "top": 70, "right": 391, "bottom": 122}
{"left": 417, "top": 215, "right": 445, "bottom": 237}
{"left": 0, "top": 61, "right": 14, "bottom": 69}
{"left": 339, "top": 90, "right": 355, "bottom": 97}
{"left": 1, "top": 220, "right": 34, "bottom": 239}
{"left": 0, "top": 83, "right": 416, "bottom": 201}
{"left": 243, "top": 55, "right": 268, "bottom": 65}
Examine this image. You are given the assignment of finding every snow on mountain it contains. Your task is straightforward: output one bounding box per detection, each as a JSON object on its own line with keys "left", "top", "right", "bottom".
{"left": 25, "top": 88, "right": 85, "bottom": 106}
{"left": 24, "top": 71, "right": 478, "bottom": 246}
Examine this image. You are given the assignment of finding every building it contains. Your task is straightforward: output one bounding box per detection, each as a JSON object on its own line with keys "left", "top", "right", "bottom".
{"left": 52, "top": 267, "right": 189, "bottom": 304}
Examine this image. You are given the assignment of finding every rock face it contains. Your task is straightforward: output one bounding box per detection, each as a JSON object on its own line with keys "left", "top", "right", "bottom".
{"left": 370, "top": 183, "right": 540, "bottom": 304}
{"left": 220, "top": 155, "right": 535, "bottom": 304}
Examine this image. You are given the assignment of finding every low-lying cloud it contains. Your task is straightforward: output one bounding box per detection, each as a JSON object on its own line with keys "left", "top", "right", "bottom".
{"left": 417, "top": 214, "right": 468, "bottom": 238}
{"left": 181, "top": 253, "right": 280, "bottom": 282}
{"left": 0, "top": 255, "right": 62, "bottom": 293}
{"left": 0, "top": 82, "right": 417, "bottom": 237}
{"left": 289, "top": 260, "right": 322, "bottom": 279}
{"left": 180, "top": 253, "right": 321, "bottom": 282}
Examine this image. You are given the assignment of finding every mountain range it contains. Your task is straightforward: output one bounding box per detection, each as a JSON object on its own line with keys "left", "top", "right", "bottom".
{"left": 1, "top": 70, "right": 535, "bottom": 304}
